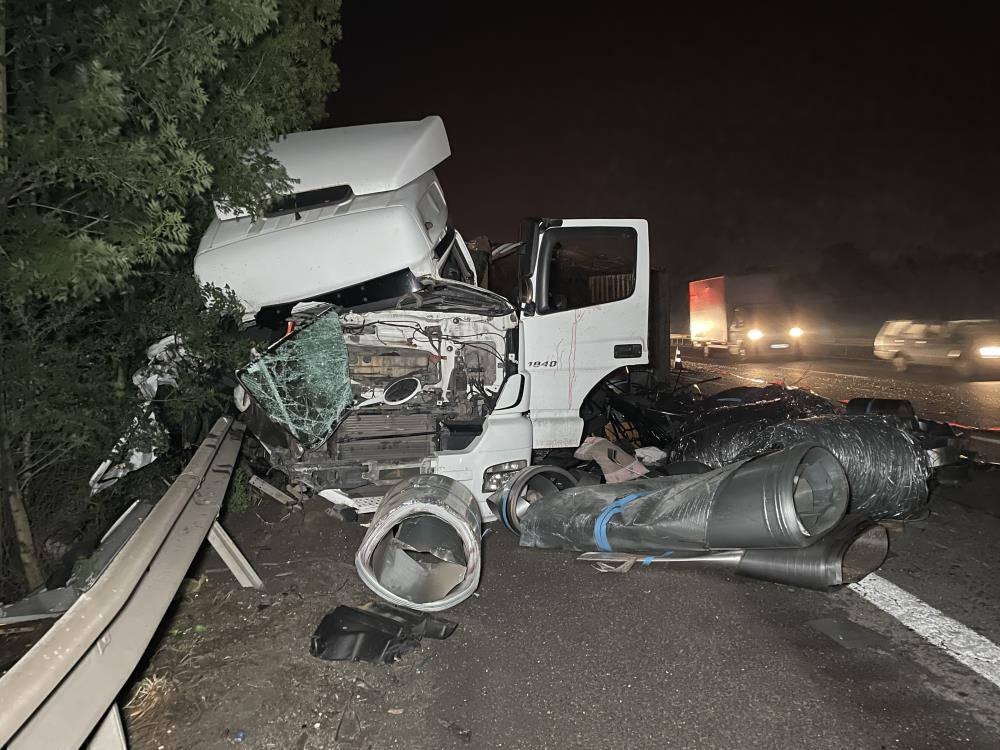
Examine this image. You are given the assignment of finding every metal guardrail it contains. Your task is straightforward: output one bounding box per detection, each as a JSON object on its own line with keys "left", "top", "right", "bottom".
{"left": 0, "top": 416, "right": 256, "bottom": 749}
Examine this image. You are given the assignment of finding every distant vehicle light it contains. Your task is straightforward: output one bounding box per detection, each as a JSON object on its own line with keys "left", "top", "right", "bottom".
{"left": 978, "top": 345, "right": 1000, "bottom": 358}
{"left": 747, "top": 329, "right": 764, "bottom": 341}
{"left": 789, "top": 326, "right": 803, "bottom": 338}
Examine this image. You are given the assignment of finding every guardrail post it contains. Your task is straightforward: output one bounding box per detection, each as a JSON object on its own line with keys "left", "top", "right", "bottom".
{"left": 86, "top": 704, "right": 127, "bottom": 750}
{"left": 208, "top": 520, "right": 264, "bottom": 589}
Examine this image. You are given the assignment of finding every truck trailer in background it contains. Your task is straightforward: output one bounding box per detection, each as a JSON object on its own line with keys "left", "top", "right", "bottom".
{"left": 689, "top": 273, "right": 804, "bottom": 358}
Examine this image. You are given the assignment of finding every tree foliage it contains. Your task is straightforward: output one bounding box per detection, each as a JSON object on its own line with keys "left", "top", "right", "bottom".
{"left": 0, "top": 0, "right": 342, "bottom": 596}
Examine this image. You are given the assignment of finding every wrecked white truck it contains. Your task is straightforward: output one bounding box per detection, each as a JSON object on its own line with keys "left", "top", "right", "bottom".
{"left": 194, "top": 116, "right": 659, "bottom": 519}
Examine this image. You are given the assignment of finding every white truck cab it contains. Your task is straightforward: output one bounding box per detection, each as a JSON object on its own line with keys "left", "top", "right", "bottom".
{"left": 195, "top": 118, "right": 650, "bottom": 518}
{"left": 195, "top": 116, "right": 477, "bottom": 319}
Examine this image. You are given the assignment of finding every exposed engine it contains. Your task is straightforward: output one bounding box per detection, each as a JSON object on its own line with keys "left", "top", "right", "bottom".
{"left": 240, "top": 298, "right": 517, "bottom": 498}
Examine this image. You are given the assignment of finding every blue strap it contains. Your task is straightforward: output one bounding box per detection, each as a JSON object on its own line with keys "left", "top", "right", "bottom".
{"left": 498, "top": 487, "right": 515, "bottom": 531}
{"left": 593, "top": 491, "right": 651, "bottom": 552}
{"left": 642, "top": 550, "right": 673, "bottom": 566}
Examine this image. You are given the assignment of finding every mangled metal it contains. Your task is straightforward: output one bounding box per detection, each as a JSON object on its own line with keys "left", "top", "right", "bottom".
{"left": 237, "top": 293, "right": 516, "bottom": 514}
{"left": 518, "top": 443, "right": 849, "bottom": 554}
{"left": 355, "top": 474, "right": 482, "bottom": 612}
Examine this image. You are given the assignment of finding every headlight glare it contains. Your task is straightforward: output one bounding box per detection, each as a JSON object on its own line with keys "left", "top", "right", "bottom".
{"left": 789, "top": 326, "right": 803, "bottom": 338}
{"left": 747, "top": 328, "right": 764, "bottom": 341}
{"left": 978, "top": 345, "right": 1000, "bottom": 358}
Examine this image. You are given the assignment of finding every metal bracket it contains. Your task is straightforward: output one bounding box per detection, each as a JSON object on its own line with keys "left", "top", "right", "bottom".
{"left": 207, "top": 521, "right": 264, "bottom": 590}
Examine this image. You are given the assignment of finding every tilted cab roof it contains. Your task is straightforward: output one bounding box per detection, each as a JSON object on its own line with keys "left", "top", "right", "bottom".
{"left": 215, "top": 116, "right": 450, "bottom": 220}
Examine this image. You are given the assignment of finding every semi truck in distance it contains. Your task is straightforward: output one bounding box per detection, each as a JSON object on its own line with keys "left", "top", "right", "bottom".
{"left": 689, "top": 273, "right": 803, "bottom": 358}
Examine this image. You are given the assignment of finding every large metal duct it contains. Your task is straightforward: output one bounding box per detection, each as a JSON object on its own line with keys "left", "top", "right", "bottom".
{"left": 519, "top": 443, "right": 849, "bottom": 554}
{"left": 578, "top": 514, "right": 890, "bottom": 590}
{"left": 355, "top": 475, "right": 482, "bottom": 612}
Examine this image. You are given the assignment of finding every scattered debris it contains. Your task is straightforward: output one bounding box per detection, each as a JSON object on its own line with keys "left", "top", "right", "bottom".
{"left": 249, "top": 475, "right": 299, "bottom": 507}
{"left": 310, "top": 602, "right": 457, "bottom": 664}
{"left": 437, "top": 718, "right": 472, "bottom": 744}
{"left": 634, "top": 445, "right": 668, "bottom": 464}
{"left": 574, "top": 436, "right": 649, "bottom": 483}
{"left": 335, "top": 700, "right": 363, "bottom": 743}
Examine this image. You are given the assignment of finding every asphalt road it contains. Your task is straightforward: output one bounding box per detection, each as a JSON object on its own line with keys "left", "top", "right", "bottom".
{"left": 402, "top": 355, "right": 1000, "bottom": 748}
{"left": 679, "top": 351, "right": 1000, "bottom": 429}
{"left": 133, "top": 352, "right": 1000, "bottom": 749}
{"left": 161, "top": 484, "right": 1000, "bottom": 750}
{"left": 420, "top": 500, "right": 1000, "bottom": 749}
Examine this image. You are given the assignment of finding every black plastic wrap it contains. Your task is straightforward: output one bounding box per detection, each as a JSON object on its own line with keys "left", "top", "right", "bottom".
{"left": 673, "top": 385, "right": 835, "bottom": 465}
{"left": 679, "top": 414, "right": 931, "bottom": 519}
{"left": 519, "top": 444, "right": 849, "bottom": 554}
{"left": 519, "top": 473, "right": 729, "bottom": 554}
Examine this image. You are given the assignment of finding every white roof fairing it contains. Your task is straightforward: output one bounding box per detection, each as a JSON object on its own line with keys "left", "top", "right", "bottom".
{"left": 214, "top": 116, "right": 451, "bottom": 220}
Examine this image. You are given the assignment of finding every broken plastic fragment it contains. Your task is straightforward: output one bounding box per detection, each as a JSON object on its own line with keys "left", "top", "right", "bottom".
{"left": 310, "top": 602, "right": 457, "bottom": 664}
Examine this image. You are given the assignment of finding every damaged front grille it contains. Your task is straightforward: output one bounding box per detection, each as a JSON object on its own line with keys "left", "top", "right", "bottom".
{"left": 238, "top": 302, "right": 515, "bottom": 497}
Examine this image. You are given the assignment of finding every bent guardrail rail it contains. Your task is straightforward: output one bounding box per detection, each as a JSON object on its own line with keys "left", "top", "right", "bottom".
{"left": 0, "top": 416, "right": 258, "bottom": 749}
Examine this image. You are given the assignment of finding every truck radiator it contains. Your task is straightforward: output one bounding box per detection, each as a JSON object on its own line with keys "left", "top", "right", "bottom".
{"left": 332, "top": 412, "right": 437, "bottom": 461}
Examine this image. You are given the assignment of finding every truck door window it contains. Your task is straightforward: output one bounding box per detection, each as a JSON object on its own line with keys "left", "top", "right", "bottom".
{"left": 536, "top": 227, "right": 637, "bottom": 314}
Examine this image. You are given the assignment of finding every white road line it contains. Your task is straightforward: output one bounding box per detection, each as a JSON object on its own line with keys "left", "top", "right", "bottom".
{"left": 850, "top": 573, "right": 1000, "bottom": 689}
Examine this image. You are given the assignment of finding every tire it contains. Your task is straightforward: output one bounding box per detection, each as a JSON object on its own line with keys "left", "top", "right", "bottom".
{"left": 892, "top": 354, "right": 909, "bottom": 373}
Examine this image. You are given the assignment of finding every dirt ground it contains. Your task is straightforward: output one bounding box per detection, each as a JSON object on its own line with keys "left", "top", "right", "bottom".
{"left": 124, "top": 495, "right": 469, "bottom": 750}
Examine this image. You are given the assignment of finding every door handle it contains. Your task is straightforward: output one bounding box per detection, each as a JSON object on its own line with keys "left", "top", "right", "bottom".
{"left": 614, "top": 344, "right": 643, "bottom": 359}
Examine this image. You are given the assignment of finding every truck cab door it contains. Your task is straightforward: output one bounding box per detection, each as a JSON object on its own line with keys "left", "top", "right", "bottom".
{"left": 519, "top": 219, "right": 649, "bottom": 448}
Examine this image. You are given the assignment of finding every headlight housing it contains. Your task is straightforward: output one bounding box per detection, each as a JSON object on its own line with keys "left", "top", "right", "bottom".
{"left": 482, "top": 460, "right": 528, "bottom": 492}
{"left": 747, "top": 328, "right": 764, "bottom": 341}
{"left": 978, "top": 345, "right": 1000, "bottom": 358}
{"left": 789, "top": 326, "right": 803, "bottom": 338}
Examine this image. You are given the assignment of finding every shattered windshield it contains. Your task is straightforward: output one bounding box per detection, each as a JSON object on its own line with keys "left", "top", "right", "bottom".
{"left": 238, "top": 312, "right": 353, "bottom": 447}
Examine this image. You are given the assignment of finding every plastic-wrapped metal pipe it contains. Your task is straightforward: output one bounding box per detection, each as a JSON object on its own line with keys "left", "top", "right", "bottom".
{"left": 488, "top": 465, "right": 579, "bottom": 534}
{"left": 355, "top": 474, "right": 482, "bottom": 612}
{"left": 519, "top": 443, "right": 849, "bottom": 553}
{"left": 678, "top": 415, "right": 932, "bottom": 519}
{"left": 578, "top": 514, "right": 889, "bottom": 590}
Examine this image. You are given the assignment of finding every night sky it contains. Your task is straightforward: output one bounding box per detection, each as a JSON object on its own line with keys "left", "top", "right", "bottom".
{"left": 325, "top": 1, "right": 1000, "bottom": 279}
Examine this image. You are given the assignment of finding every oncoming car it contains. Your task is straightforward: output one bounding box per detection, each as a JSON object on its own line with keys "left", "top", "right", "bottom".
{"left": 873, "top": 319, "right": 1000, "bottom": 378}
